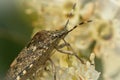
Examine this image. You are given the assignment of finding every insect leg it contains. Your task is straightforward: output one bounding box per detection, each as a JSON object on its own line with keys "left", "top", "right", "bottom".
{"left": 48, "top": 58, "right": 57, "bottom": 80}
{"left": 55, "top": 40, "right": 85, "bottom": 64}
{"left": 55, "top": 47, "right": 84, "bottom": 64}
{"left": 57, "top": 42, "right": 69, "bottom": 49}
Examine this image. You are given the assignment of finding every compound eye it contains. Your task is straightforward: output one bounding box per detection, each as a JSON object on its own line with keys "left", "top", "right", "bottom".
{"left": 52, "top": 34, "right": 59, "bottom": 40}
{"left": 53, "top": 34, "right": 58, "bottom": 37}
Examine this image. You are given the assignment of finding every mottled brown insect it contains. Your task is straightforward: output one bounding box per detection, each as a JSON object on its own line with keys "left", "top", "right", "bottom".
{"left": 5, "top": 3, "right": 91, "bottom": 80}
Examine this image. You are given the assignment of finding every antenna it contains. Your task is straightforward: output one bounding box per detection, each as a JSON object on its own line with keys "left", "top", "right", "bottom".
{"left": 63, "top": 2, "right": 92, "bottom": 33}
{"left": 64, "top": 3, "right": 77, "bottom": 29}
{"left": 67, "top": 20, "right": 92, "bottom": 33}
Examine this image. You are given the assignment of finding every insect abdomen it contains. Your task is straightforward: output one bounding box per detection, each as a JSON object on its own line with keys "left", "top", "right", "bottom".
{"left": 6, "top": 30, "right": 62, "bottom": 80}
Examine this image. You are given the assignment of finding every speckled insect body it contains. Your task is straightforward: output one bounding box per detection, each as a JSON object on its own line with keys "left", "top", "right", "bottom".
{"left": 5, "top": 3, "right": 92, "bottom": 80}
{"left": 6, "top": 27, "right": 71, "bottom": 80}
{"left": 6, "top": 19, "right": 91, "bottom": 80}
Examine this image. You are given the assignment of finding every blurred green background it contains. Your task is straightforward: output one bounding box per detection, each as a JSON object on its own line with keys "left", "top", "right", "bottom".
{"left": 0, "top": 0, "right": 36, "bottom": 79}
